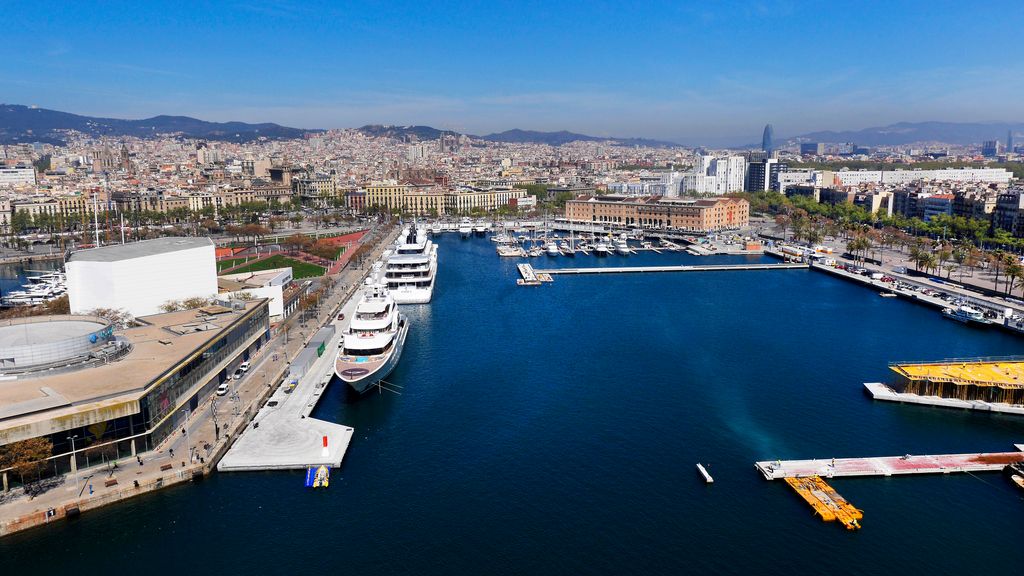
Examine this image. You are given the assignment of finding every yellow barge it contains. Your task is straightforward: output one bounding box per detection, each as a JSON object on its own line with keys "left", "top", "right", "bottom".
{"left": 784, "top": 476, "right": 863, "bottom": 530}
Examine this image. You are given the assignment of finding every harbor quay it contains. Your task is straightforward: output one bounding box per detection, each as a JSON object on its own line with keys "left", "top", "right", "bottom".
{"left": 755, "top": 445, "right": 1024, "bottom": 480}
{"left": 0, "top": 225, "right": 401, "bottom": 538}
{"left": 216, "top": 244, "right": 402, "bottom": 471}
{"left": 764, "top": 246, "right": 1024, "bottom": 336}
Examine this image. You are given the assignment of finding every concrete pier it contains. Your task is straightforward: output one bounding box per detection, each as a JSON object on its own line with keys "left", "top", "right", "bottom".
{"left": 864, "top": 382, "right": 1024, "bottom": 416}
{"left": 755, "top": 445, "right": 1024, "bottom": 480}
{"left": 534, "top": 263, "right": 807, "bottom": 275}
{"left": 217, "top": 289, "right": 367, "bottom": 472}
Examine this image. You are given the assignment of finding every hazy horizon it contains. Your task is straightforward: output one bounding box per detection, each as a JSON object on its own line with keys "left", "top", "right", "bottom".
{"left": 4, "top": 1, "right": 1024, "bottom": 146}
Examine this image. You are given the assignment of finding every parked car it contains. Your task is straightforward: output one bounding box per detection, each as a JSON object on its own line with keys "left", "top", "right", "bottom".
{"left": 233, "top": 368, "right": 244, "bottom": 380}
{"left": 216, "top": 383, "right": 230, "bottom": 396}
{"left": 239, "top": 361, "right": 251, "bottom": 372}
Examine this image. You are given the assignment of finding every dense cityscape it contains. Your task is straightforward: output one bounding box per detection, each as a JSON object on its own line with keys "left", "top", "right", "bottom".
{"left": 2, "top": 2, "right": 1024, "bottom": 575}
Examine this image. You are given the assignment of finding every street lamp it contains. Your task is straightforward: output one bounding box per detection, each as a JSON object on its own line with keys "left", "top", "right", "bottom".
{"left": 67, "top": 435, "right": 79, "bottom": 496}
{"left": 183, "top": 410, "right": 191, "bottom": 465}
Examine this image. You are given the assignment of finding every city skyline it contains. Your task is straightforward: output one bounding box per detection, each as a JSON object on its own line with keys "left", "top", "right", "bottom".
{"left": 4, "top": 1, "right": 1024, "bottom": 146}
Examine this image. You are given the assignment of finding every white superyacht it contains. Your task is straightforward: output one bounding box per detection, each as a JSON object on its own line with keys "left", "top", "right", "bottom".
{"left": 335, "top": 273, "right": 409, "bottom": 394}
{"left": 382, "top": 225, "right": 438, "bottom": 304}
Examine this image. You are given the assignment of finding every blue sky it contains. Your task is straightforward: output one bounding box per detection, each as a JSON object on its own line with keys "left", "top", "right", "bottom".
{"left": 3, "top": 0, "right": 1023, "bottom": 145}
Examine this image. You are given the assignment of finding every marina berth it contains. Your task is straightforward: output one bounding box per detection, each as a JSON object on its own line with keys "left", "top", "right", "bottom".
{"left": 383, "top": 224, "right": 438, "bottom": 304}
{"left": 335, "top": 271, "right": 409, "bottom": 395}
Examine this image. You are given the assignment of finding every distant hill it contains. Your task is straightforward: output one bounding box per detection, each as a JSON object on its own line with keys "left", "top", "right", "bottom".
{"left": 0, "top": 104, "right": 316, "bottom": 144}
{"left": 792, "top": 121, "right": 1024, "bottom": 147}
{"left": 356, "top": 124, "right": 459, "bottom": 141}
{"left": 481, "top": 128, "right": 678, "bottom": 147}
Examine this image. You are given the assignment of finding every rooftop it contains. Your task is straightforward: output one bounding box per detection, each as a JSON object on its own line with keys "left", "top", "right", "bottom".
{"left": 891, "top": 358, "right": 1024, "bottom": 388}
{"left": 0, "top": 315, "right": 108, "bottom": 348}
{"left": 0, "top": 300, "right": 265, "bottom": 438}
{"left": 67, "top": 236, "right": 213, "bottom": 263}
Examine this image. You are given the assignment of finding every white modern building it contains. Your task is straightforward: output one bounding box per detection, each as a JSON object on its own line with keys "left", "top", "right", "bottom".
{"left": 776, "top": 167, "right": 1013, "bottom": 191}
{"left": 682, "top": 155, "right": 746, "bottom": 195}
{"left": 67, "top": 237, "right": 218, "bottom": 317}
{"left": 218, "top": 267, "right": 293, "bottom": 319}
{"left": 0, "top": 167, "right": 36, "bottom": 187}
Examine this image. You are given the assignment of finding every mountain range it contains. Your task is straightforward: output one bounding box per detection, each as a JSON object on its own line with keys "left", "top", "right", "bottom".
{"left": 0, "top": 104, "right": 315, "bottom": 144}
{"left": 2, "top": 104, "right": 1020, "bottom": 148}
{"left": 479, "top": 129, "right": 678, "bottom": 148}
{"left": 788, "top": 121, "right": 1023, "bottom": 147}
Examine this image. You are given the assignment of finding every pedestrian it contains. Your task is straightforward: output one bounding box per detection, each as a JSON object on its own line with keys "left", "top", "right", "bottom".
{"left": 169, "top": 448, "right": 174, "bottom": 457}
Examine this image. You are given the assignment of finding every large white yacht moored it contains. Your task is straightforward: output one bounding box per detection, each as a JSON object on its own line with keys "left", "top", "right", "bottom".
{"left": 382, "top": 225, "right": 437, "bottom": 304}
{"left": 459, "top": 217, "right": 473, "bottom": 238}
{"left": 335, "top": 274, "right": 409, "bottom": 395}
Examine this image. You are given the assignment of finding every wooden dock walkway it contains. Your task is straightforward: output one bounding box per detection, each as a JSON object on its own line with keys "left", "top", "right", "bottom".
{"left": 755, "top": 444, "right": 1024, "bottom": 480}
{"left": 534, "top": 263, "right": 808, "bottom": 275}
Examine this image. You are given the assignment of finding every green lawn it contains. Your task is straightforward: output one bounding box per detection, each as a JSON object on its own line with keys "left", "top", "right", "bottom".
{"left": 217, "top": 256, "right": 252, "bottom": 271}
{"left": 227, "top": 254, "right": 325, "bottom": 279}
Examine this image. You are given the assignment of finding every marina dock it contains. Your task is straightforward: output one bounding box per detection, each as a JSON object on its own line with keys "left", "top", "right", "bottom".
{"left": 534, "top": 262, "right": 807, "bottom": 275}
{"left": 217, "top": 291, "right": 363, "bottom": 472}
{"left": 755, "top": 445, "right": 1024, "bottom": 480}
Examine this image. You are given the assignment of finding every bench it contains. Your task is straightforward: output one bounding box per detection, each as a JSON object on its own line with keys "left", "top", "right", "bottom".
{"left": 104, "top": 478, "right": 118, "bottom": 487}
{"left": 160, "top": 464, "right": 173, "bottom": 471}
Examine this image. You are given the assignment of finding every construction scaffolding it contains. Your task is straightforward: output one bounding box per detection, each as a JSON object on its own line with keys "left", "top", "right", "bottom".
{"left": 889, "top": 356, "right": 1024, "bottom": 405}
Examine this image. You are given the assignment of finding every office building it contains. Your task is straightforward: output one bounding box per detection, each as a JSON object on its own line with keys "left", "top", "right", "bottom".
{"left": 800, "top": 142, "right": 825, "bottom": 155}
{"left": 762, "top": 124, "right": 774, "bottom": 154}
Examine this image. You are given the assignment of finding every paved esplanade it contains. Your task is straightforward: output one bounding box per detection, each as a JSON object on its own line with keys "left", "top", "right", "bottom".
{"left": 217, "top": 302, "right": 357, "bottom": 471}
{"left": 218, "top": 227, "right": 401, "bottom": 472}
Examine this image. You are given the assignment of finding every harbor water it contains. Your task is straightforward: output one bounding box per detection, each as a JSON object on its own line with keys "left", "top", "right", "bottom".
{"left": 2, "top": 234, "right": 1023, "bottom": 574}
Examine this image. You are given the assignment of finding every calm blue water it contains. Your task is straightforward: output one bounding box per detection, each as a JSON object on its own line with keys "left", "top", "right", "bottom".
{"left": 3, "top": 234, "right": 1023, "bottom": 574}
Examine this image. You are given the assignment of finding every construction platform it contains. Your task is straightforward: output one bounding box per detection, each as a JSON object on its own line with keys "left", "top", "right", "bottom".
{"left": 785, "top": 476, "right": 863, "bottom": 530}
{"left": 756, "top": 444, "right": 1024, "bottom": 480}
{"left": 218, "top": 290, "right": 363, "bottom": 472}
{"left": 533, "top": 262, "right": 808, "bottom": 275}
{"left": 865, "top": 382, "right": 1024, "bottom": 416}
{"left": 891, "top": 357, "right": 1024, "bottom": 386}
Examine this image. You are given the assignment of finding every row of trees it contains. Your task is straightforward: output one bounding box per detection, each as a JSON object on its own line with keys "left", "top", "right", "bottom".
{"left": 738, "top": 191, "right": 1024, "bottom": 251}
{"left": 765, "top": 197, "right": 1024, "bottom": 296}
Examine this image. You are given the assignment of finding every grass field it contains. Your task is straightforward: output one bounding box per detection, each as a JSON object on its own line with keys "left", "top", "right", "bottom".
{"left": 217, "top": 257, "right": 252, "bottom": 272}
{"left": 228, "top": 254, "right": 325, "bottom": 279}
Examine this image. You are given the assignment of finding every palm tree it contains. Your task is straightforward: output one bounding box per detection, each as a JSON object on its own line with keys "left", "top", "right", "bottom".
{"left": 922, "top": 253, "right": 938, "bottom": 275}
{"left": 1006, "top": 262, "right": 1024, "bottom": 296}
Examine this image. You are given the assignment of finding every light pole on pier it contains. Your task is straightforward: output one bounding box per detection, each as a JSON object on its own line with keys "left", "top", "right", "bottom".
{"left": 67, "top": 435, "right": 79, "bottom": 496}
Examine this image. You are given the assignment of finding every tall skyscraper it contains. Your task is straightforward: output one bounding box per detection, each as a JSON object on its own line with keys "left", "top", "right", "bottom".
{"left": 982, "top": 140, "right": 1000, "bottom": 158}
{"left": 762, "top": 124, "right": 774, "bottom": 153}
{"left": 1009, "top": 130, "right": 1014, "bottom": 153}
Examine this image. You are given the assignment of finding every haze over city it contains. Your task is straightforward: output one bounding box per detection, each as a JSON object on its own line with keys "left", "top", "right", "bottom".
{"left": 5, "top": 0, "right": 1024, "bottom": 145}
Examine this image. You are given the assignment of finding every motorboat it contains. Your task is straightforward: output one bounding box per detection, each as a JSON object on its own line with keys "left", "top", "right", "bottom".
{"left": 614, "top": 236, "right": 630, "bottom": 255}
{"left": 941, "top": 305, "right": 993, "bottom": 326}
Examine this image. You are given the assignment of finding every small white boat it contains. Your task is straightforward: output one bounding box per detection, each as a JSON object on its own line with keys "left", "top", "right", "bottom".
{"left": 545, "top": 242, "right": 560, "bottom": 256}
{"left": 941, "top": 305, "right": 992, "bottom": 326}
{"left": 696, "top": 463, "right": 714, "bottom": 483}
{"left": 594, "top": 242, "right": 610, "bottom": 256}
